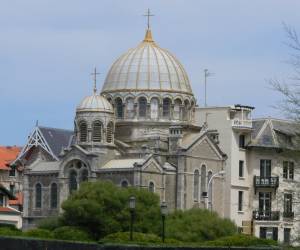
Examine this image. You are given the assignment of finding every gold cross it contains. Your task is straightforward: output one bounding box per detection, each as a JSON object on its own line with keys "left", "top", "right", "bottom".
{"left": 91, "top": 67, "right": 100, "bottom": 94}
{"left": 143, "top": 8, "right": 154, "bottom": 30}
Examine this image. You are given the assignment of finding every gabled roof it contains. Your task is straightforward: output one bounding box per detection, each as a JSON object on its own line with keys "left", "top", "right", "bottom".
{"left": 13, "top": 125, "right": 73, "bottom": 164}
{"left": 0, "top": 146, "right": 21, "bottom": 170}
{"left": 181, "top": 129, "right": 227, "bottom": 159}
{"left": 39, "top": 126, "right": 74, "bottom": 157}
{"left": 249, "top": 118, "right": 300, "bottom": 150}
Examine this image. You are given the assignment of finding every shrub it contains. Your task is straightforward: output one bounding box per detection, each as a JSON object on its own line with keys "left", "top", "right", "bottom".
{"left": 23, "top": 228, "right": 53, "bottom": 239}
{"left": 166, "top": 208, "right": 237, "bottom": 242}
{"left": 102, "top": 232, "right": 181, "bottom": 245}
{"left": 205, "top": 234, "right": 277, "bottom": 247}
{"left": 52, "top": 226, "right": 93, "bottom": 242}
{"left": 37, "top": 217, "right": 62, "bottom": 231}
{"left": 61, "top": 181, "right": 161, "bottom": 239}
{"left": 103, "top": 232, "right": 161, "bottom": 243}
{"left": 0, "top": 227, "right": 22, "bottom": 237}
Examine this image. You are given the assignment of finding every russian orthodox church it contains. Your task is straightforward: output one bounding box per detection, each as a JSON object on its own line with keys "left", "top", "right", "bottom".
{"left": 14, "top": 27, "right": 226, "bottom": 229}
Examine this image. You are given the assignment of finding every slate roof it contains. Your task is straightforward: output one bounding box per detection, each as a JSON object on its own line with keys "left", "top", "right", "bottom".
{"left": 100, "top": 158, "right": 145, "bottom": 170}
{"left": 249, "top": 118, "right": 300, "bottom": 150}
{"left": 30, "top": 160, "right": 60, "bottom": 173}
{"left": 38, "top": 126, "right": 74, "bottom": 158}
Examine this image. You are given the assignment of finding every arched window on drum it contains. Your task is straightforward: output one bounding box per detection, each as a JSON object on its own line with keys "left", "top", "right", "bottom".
{"left": 138, "top": 97, "right": 147, "bottom": 118}
{"left": 79, "top": 121, "right": 88, "bottom": 142}
{"left": 115, "top": 98, "right": 123, "bottom": 119}
{"left": 183, "top": 100, "right": 190, "bottom": 121}
{"left": 163, "top": 98, "right": 171, "bottom": 119}
{"left": 174, "top": 99, "right": 182, "bottom": 120}
{"left": 92, "top": 121, "right": 102, "bottom": 142}
{"left": 150, "top": 98, "right": 159, "bottom": 119}
{"left": 126, "top": 98, "right": 135, "bottom": 119}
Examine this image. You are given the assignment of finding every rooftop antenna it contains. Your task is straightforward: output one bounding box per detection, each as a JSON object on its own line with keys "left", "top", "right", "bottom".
{"left": 91, "top": 67, "right": 100, "bottom": 94}
{"left": 35, "top": 120, "right": 39, "bottom": 127}
{"left": 204, "top": 69, "right": 214, "bottom": 107}
{"left": 143, "top": 8, "right": 154, "bottom": 30}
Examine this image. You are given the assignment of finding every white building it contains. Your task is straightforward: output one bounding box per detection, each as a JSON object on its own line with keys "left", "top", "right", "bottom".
{"left": 196, "top": 106, "right": 300, "bottom": 245}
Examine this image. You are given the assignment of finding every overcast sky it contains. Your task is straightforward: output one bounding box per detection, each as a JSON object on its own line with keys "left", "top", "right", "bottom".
{"left": 1, "top": 0, "right": 299, "bottom": 146}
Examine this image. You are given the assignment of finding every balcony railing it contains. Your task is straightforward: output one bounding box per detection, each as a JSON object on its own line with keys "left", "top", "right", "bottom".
{"left": 254, "top": 176, "right": 279, "bottom": 194}
{"left": 252, "top": 210, "right": 280, "bottom": 221}
{"left": 232, "top": 119, "right": 252, "bottom": 129}
{"left": 283, "top": 211, "right": 294, "bottom": 219}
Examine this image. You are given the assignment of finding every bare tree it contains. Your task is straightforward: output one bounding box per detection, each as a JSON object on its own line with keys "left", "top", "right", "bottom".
{"left": 270, "top": 23, "right": 300, "bottom": 121}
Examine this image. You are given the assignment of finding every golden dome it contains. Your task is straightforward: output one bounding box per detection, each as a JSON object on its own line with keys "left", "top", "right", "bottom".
{"left": 102, "top": 29, "right": 193, "bottom": 95}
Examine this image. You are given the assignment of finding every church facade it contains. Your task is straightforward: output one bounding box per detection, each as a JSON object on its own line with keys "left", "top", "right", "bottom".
{"left": 11, "top": 25, "right": 300, "bottom": 245}
{"left": 14, "top": 28, "right": 226, "bottom": 229}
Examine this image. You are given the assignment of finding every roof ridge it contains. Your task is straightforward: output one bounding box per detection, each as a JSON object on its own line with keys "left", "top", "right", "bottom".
{"left": 38, "top": 126, "right": 73, "bottom": 133}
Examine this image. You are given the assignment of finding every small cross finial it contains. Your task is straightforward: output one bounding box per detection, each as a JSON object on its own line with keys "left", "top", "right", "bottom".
{"left": 91, "top": 67, "right": 100, "bottom": 94}
{"left": 143, "top": 8, "right": 154, "bottom": 30}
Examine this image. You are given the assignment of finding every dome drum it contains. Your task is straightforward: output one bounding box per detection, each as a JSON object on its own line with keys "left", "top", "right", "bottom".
{"left": 104, "top": 91, "right": 196, "bottom": 123}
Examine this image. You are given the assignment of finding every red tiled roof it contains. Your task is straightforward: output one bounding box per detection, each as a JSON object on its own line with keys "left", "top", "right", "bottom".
{"left": 0, "top": 146, "right": 21, "bottom": 170}
{"left": 0, "top": 207, "right": 19, "bottom": 213}
{"left": 8, "top": 192, "right": 23, "bottom": 206}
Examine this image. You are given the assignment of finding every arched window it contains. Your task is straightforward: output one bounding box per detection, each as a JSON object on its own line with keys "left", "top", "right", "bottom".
{"left": 200, "top": 165, "right": 206, "bottom": 199}
{"left": 163, "top": 98, "right": 171, "bottom": 119}
{"left": 106, "top": 122, "right": 113, "bottom": 143}
{"left": 149, "top": 181, "right": 155, "bottom": 193}
{"left": 79, "top": 121, "right": 87, "bottom": 142}
{"left": 35, "top": 183, "right": 42, "bottom": 208}
{"left": 183, "top": 100, "right": 190, "bottom": 121}
{"left": 50, "top": 183, "right": 58, "bottom": 209}
{"left": 126, "top": 98, "right": 135, "bottom": 119}
{"left": 191, "top": 101, "right": 195, "bottom": 121}
{"left": 150, "top": 98, "right": 159, "bottom": 119}
{"left": 138, "top": 97, "right": 147, "bottom": 118}
{"left": 80, "top": 168, "right": 88, "bottom": 182}
{"left": 207, "top": 171, "right": 213, "bottom": 207}
{"left": 194, "top": 169, "right": 200, "bottom": 201}
{"left": 92, "top": 121, "right": 102, "bottom": 142}
{"left": 121, "top": 180, "right": 129, "bottom": 188}
{"left": 115, "top": 98, "right": 123, "bottom": 119}
{"left": 174, "top": 99, "right": 182, "bottom": 120}
{"left": 69, "top": 170, "right": 77, "bottom": 194}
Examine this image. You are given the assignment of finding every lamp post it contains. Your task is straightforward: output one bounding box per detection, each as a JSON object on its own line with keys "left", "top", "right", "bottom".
{"left": 129, "top": 196, "right": 136, "bottom": 241}
{"left": 206, "top": 170, "right": 225, "bottom": 210}
{"left": 160, "top": 201, "right": 168, "bottom": 243}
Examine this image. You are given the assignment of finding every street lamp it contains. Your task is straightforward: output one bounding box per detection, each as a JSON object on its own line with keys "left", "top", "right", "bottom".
{"left": 160, "top": 201, "right": 168, "bottom": 243}
{"left": 129, "top": 196, "right": 136, "bottom": 241}
{"left": 206, "top": 170, "right": 225, "bottom": 210}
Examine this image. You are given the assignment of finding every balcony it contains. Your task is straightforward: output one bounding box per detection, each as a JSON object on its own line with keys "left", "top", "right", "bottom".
{"left": 283, "top": 211, "right": 294, "bottom": 219}
{"left": 252, "top": 210, "right": 280, "bottom": 221}
{"left": 254, "top": 176, "right": 279, "bottom": 194}
{"left": 232, "top": 119, "right": 252, "bottom": 129}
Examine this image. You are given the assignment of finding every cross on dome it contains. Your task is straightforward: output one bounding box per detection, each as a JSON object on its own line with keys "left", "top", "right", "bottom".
{"left": 91, "top": 67, "right": 100, "bottom": 94}
{"left": 143, "top": 8, "right": 154, "bottom": 30}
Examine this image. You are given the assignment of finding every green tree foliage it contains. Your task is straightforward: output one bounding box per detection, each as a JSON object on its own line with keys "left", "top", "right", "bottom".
{"left": 205, "top": 234, "right": 277, "bottom": 247}
{"left": 60, "top": 181, "right": 161, "bottom": 239}
{"left": 52, "top": 226, "right": 93, "bottom": 242}
{"left": 23, "top": 228, "right": 54, "bottom": 239}
{"left": 37, "top": 217, "right": 62, "bottom": 231}
{"left": 166, "top": 209, "right": 237, "bottom": 242}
